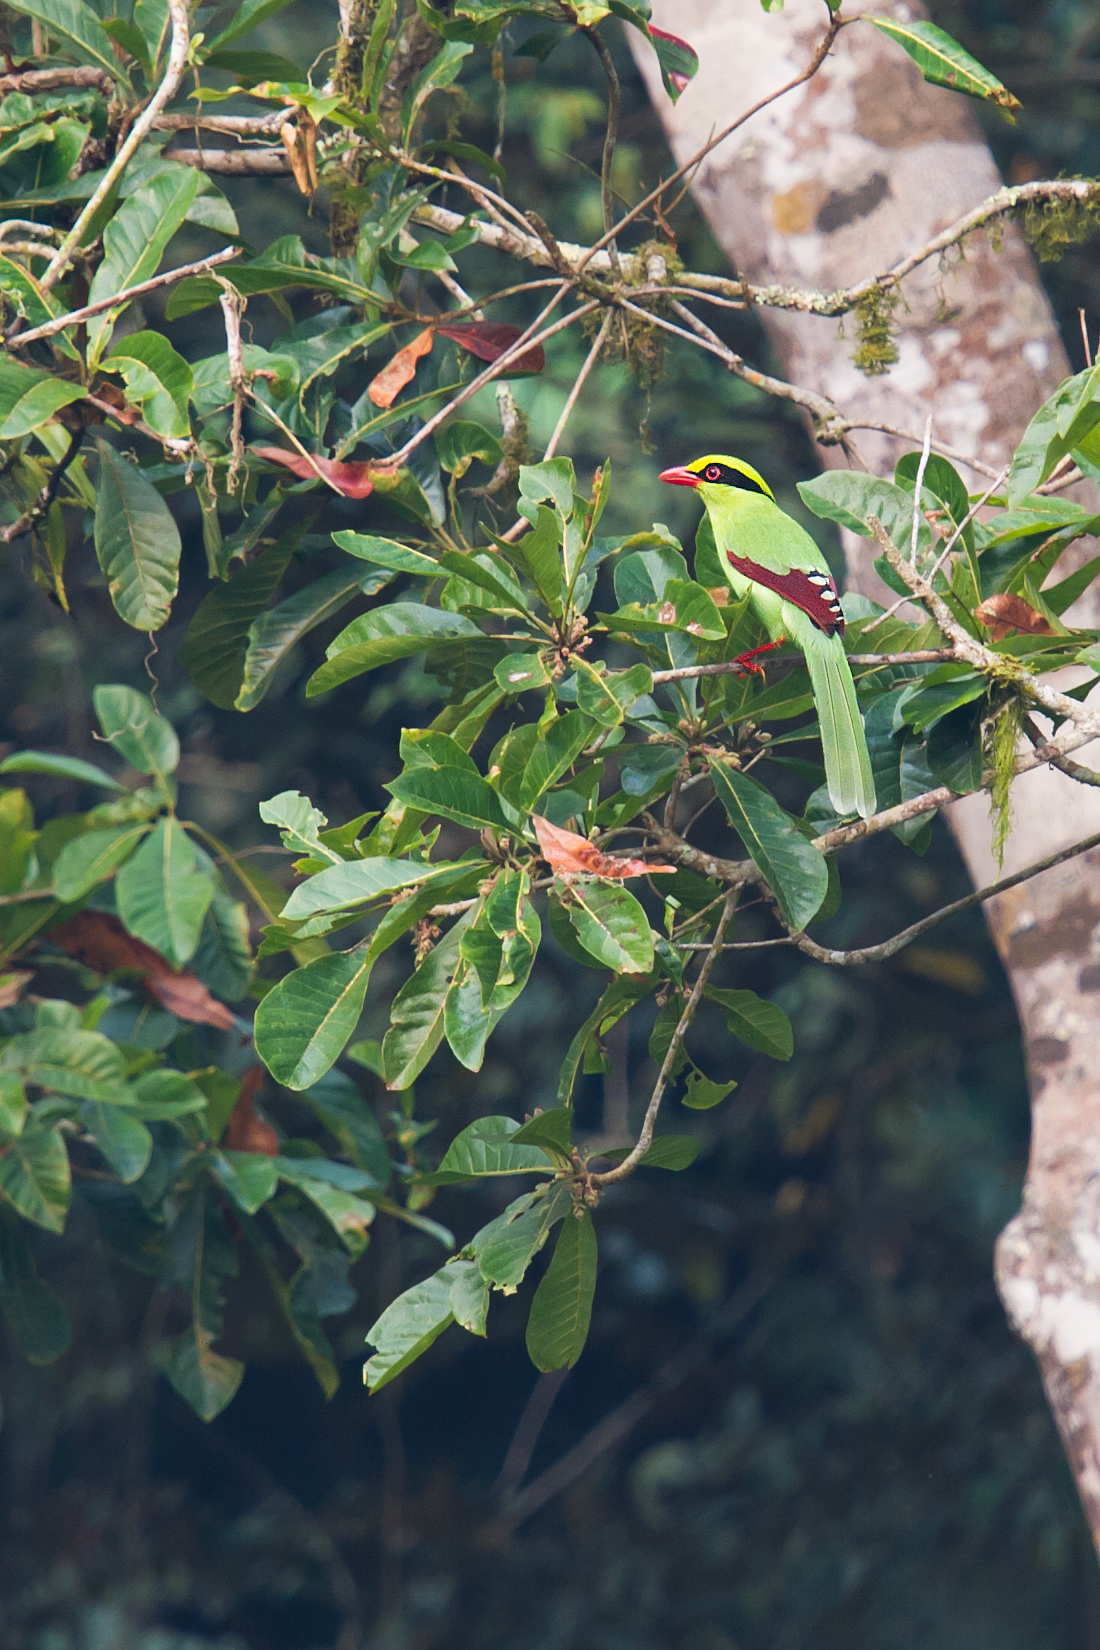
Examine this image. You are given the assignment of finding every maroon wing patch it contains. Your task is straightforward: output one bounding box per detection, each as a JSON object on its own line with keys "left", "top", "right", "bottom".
{"left": 727, "top": 552, "right": 845, "bottom": 636}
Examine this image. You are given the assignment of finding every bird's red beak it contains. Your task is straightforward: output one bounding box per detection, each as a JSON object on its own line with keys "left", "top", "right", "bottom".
{"left": 658, "top": 465, "right": 699, "bottom": 489}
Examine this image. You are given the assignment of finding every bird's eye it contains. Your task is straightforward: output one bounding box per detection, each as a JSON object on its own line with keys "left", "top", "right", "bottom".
{"left": 704, "top": 464, "right": 722, "bottom": 482}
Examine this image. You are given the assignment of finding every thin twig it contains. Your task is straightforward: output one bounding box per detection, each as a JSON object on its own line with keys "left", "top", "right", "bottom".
{"left": 40, "top": 0, "right": 192, "bottom": 292}
{"left": 911, "top": 414, "right": 933, "bottom": 562}
{"left": 218, "top": 282, "right": 247, "bottom": 496}
{"left": 590, "top": 892, "right": 736, "bottom": 1188}
{"left": 9, "top": 248, "right": 241, "bottom": 346}
{"left": 582, "top": 25, "right": 622, "bottom": 273}
{"left": 543, "top": 311, "right": 611, "bottom": 461}
{"left": 649, "top": 649, "right": 955, "bottom": 684}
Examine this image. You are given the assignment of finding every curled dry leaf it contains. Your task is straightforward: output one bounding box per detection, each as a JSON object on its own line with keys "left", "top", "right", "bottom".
{"left": 280, "top": 112, "right": 318, "bottom": 195}
{"left": 93, "top": 380, "right": 141, "bottom": 424}
{"left": 974, "top": 592, "right": 1056, "bottom": 642}
{"left": 367, "top": 327, "right": 434, "bottom": 409}
{"left": 251, "top": 445, "right": 375, "bottom": 498}
{"left": 223, "top": 1065, "right": 279, "bottom": 1155}
{"left": 435, "top": 320, "right": 546, "bottom": 375}
{"left": 533, "top": 815, "right": 676, "bottom": 880}
{"left": 48, "top": 910, "right": 237, "bottom": 1031}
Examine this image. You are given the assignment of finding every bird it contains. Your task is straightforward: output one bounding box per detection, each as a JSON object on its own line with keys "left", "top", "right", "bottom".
{"left": 660, "top": 453, "right": 876, "bottom": 821}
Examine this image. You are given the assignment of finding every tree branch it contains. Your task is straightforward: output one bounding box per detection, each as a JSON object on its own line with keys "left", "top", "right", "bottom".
{"left": 162, "top": 147, "right": 291, "bottom": 175}
{"left": 649, "top": 649, "right": 955, "bottom": 684}
{"left": 8, "top": 247, "right": 241, "bottom": 347}
{"left": 39, "top": 0, "right": 192, "bottom": 293}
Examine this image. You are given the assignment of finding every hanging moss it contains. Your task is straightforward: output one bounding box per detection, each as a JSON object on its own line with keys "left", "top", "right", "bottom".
{"left": 1018, "top": 188, "right": 1100, "bottom": 262}
{"left": 986, "top": 694, "right": 1022, "bottom": 868}
{"left": 851, "top": 287, "right": 900, "bottom": 376}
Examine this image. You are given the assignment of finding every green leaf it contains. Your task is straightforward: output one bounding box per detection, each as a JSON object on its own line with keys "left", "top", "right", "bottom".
{"left": 476, "top": 1180, "right": 571, "bottom": 1289}
{"left": 425, "top": 1115, "right": 555, "bottom": 1184}
{"left": 93, "top": 684, "right": 179, "bottom": 782}
{"left": 448, "top": 1257, "right": 488, "bottom": 1335}
{"left": 0, "top": 356, "right": 85, "bottom": 437}
{"left": 255, "top": 947, "right": 373, "bottom": 1091}
{"left": 436, "top": 419, "right": 503, "bottom": 477}
{"left": 302, "top": 1068, "right": 390, "bottom": 1186}
{"left": 212, "top": 1149, "right": 278, "bottom": 1215}
{"left": 0, "top": 1212, "right": 70, "bottom": 1363}
{"left": 2, "top": 1026, "right": 127, "bottom": 1101}
{"left": 163, "top": 1183, "right": 242, "bottom": 1420}
{"left": 128, "top": 1068, "right": 208, "bottom": 1120}
{"left": 604, "top": 580, "right": 726, "bottom": 641}
{"left": 0, "top": 253, "right": 80, "bottom": 361}
{"left": 599, "top": 1135, "right": 700, "bottom": 1170}
{"left": 236, "top": 569, "right": 366, "bottom": 712}
{"left": 78, "top": 1100, "right": 153, "bottom": 1183}
{"left": 206, "top": 0, "right": 298, "bottom": 51}
{"left": 525, "top": 1209, "right": 596, "bottom": 1372}
{"left": 203, "top": 47, "right": 303, "bottom": 82}
{"left": 494, "top": 653, "right": 551, "bottom": 694}
{"left": 681, "top": 1071, "right": 736, "bottom": 1111}
{"left": 512, "top": 1106, "right": 573, "bottom": 1161}
{"left": 403, "top": 41, "right": 473, "bottom": 140}
{"left": 102, "top": 332, "right": 193, "bottom": 441}
{"left": 363, "top": 1268, "right": 455, "bottom": 1393}
{"left": 4, "top": 0, "right": 130, "bottom": 85}
{"left": 869, "top": 17, "right": 1021, "bottom": 113}
{"left": 307, "top": 603, "right": 482, "bottom": 696}
{"left": 505, "top": 507, "right": 565, "bottom": 615}
{"left": 703, "top": 986, "right": 793, "bottom": 1060}
{"left": 518, "top": 711, "right": 597, "bottom": 808}
{"left": 386, "top": 765, "right": 507, "bottom": 832}
{"left": 382, "top": 913, "right": 473, "bottom": 1090}
{"left": 0, "top": 750, "right": 125, "bottom": 791}
{"left": 575, "top": 662, "right": 655, "bottom": 727}
{"left": 258, "top": 789, "right": 341, "bottom": 865}
{"left": 51, "top": 823, "right": 149, "bottom": 902}
{"left": 87, "top": 169, "right": 203, "bottom": 361}
{"left": 797, "top": 471, "right": 934, "bottom": 556}
{"left": 0, "top": 1120, "right": 70, "bottom": 1233}
{"left": 1006, "top": 367, "right": 1100, "bottom": 505}
{"left": 562, "top": 881, "right": 654, "bottom": 973}
{"left": 707, "top": 759, "right": 828, "bottom": 933}
{"left": 281, "top": 856, "right": 459, "bottom": 920}
{"left": 115, "top": 817, "right": 215, "bottom": 967}
{"left": 93, "top": 442, "right": 182, "bottom": 632}
{"left": 331, "top": 531, "right": 440, "bottom": 576}
{"left": 0, "top": 1072, "right": 28, "bottom": 1137}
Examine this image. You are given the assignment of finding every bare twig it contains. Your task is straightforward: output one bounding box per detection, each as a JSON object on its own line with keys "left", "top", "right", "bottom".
{"left": 649, "top": 649, "right": 955, "bottom": 684}
{"left": 590, "top": 892, "right": 736, "bottom": 1188}
{"left": 40, "top": 0, "right": 192, "bottom": 292}
{"left": 161, "top": 148, "right": 292, "bottom": 175}
{"left": 543, "top": 311, "right": 611, "bottom": 461}
{"left": 911, "top": 415, "right": 933, "bottom": 562}
{"left": 582, "top": 25, "right": 622, "bottom": 272}
{"left": 8, "top": 248, "right": 241, "bottom": 347}
{"left": 218, "top": 282, "right": 247, "bottom": 496}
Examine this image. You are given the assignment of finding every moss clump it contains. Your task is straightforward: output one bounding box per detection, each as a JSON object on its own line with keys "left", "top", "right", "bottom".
{"left": 986, "top": 694, "right": 1022, "bottom": 868}
{"left": 851, "top": 287, "right": 900, "bottom": 377}
{"left": 1019, "top": 187, "right": 1100, "bottom": 262}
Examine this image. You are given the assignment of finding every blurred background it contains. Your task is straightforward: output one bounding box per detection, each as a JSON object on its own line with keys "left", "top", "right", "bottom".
{"left": 3, "top": 0, "right": 1100, "bottom": 1645}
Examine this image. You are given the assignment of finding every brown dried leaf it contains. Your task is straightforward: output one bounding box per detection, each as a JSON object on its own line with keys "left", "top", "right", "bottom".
{"left": 974, "top": 592, "right": 1055, "bottom": 642}
{"left": 367, "top": 328, "right": 434, "bottom": 409}
{"left": 0, "top": 970, "right": 32, "bottom": 1008}
{"left": 533, "top": 815, "right": 675, "bottom": 880}
{"left": 435, "top": 320, "right": 546, "bottom": 375}
{"left": 251, "top": 445, "right": 376, "bottom": 498}
{"left": 48, "top": 911, "right": 236, "bottom": 1031}
{"left": 224, "top": 1066, "right": 279, "bottom": 1155}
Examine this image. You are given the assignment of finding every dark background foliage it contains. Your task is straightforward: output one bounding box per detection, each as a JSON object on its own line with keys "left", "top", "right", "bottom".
{"left": 3, "top": 1, "right": 1100, "bottom": 1646}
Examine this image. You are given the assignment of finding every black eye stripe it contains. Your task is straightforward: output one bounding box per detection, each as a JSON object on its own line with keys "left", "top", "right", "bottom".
{"left": 696, "top": 462, "right": 770, "bottom": 497}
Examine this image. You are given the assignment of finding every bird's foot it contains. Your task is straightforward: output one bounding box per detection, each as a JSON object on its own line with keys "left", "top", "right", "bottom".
{"left": 734, "top": 637, "right": 785, "bottom": 678}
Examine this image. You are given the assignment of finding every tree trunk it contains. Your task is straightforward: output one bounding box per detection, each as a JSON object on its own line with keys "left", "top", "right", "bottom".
{"left": 632, "top": 0, "right": 1100, "bottom": 1552}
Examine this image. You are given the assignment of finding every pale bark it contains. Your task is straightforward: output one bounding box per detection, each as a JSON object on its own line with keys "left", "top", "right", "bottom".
{"left": 632, "top": 0, "right": 1100, "bottom": 1548}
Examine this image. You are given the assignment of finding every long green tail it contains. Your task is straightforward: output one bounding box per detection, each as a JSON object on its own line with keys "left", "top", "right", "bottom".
{"left": 804, "top": 633, "right": 876, "bottom": 820}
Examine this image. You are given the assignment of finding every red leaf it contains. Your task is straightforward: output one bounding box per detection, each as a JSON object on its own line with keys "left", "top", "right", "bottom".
{"left": 533, "top": 815, "right": 675, "bottom": 880}
{"left": 48, "top": 911, "right": 236, "bottom": 1031}
{"left": 435, "top": 321, "right": 545, "bottom": 375}
{"left": 647, "top": 23, "right": 697, "bottom": 97}
{"left": 367, "top": 327, "right": 435, "bottom": 409}
{"left": 252, "top": 446, "right": 376, "bottom": 498}
{"left": 224, "top": 1066, "right": 279, "bottom": 1156}
{"left": 974, "top": 593, "right": 1055, "bottom": 642}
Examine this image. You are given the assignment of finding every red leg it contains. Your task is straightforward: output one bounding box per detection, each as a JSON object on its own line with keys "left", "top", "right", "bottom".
{"left": 734, "top": 636, "right": 786, "bottom": 678}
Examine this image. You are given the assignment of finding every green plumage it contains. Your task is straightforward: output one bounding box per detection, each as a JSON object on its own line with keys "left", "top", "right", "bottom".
{"left": 670, "top": 454, "right": 876, "bottom": 821}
